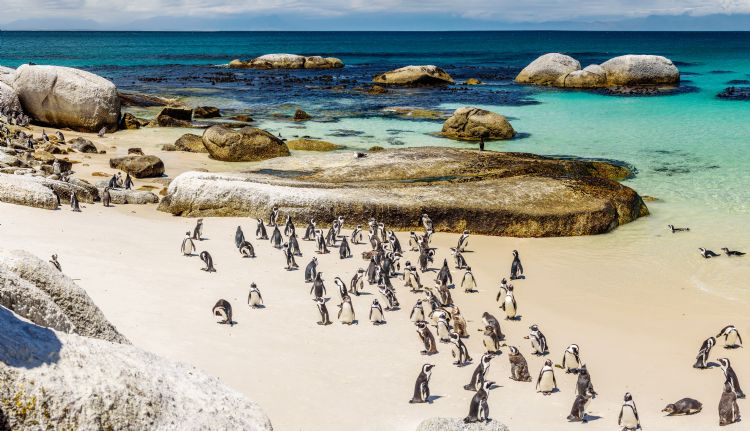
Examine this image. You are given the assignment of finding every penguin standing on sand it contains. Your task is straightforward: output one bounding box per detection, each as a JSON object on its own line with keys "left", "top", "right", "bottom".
{"left": 718, "top": 358, "right": 745, "bottom": 399}
{"left": 247, "top": 283, "right": 263, "bottom": 308}
{"left": 482, "top": 326, "right": 501, "bottom": 354}
{"left": 719, "top": 379, "right": 741, "bottom": 426}
{"left": 465, "top": 353, "right": 494, "bottom": 391}
{"left": 419, "top": 247, "right": 435, "bottom": 272}
{"left": 507, "top": 346, "right": 532, "bottom": 382}
{"left": 334, "top": 277, "right": 348, "bottom": 301}
{"left": 716, "top": 325, "right": 743, "bottom": 348}
{"left": 510, "top": 250, "right": 524, "bottom": 279}
{"left": 310, "top": 272, "right": 326, "bottom": 299}
{"left": 693, "top": 336, "right": 715, "bottom": 369}
{"left": 314, "top": 297, "right": 331, "bottom": 325}
{"left": 339, "top": 236, "right": 352, "bottom": 259}
{"left": 239, "top": 241, "right": 255, "bottom": 258}
{"left": 421, "top": 213, "right": 434, "bottom": 233}
{"left": 409, "top": 364, "right": 435, "bottom": 404}
{"left": 568, "top": 386, "right": 595, "bottom": 423}
{"left": 124, "top": 173, "right": 133, "bottom": 190}
{"left": 315, "top": 230, "right": 329, "bottom": 254}
{"left": 235, "top": 226, "right": 245, "bottom": 249}
{"left": 369, "top": 299, "right": 385, "bottom": 325}
{"left": 200, "top": 251, "right": 216, "bottom": 272}
{"left": 464, "top": 380, "right": 493, "bottom": 424}
{"left": 267, "top": 206, "right": 279, "bottom": 227}
{"left": 482, "top": 312, "right": 504, "bottom": 342}
{"left": 303, "top": 219, "right": 316, "bottom": 241}
{"left": 270, "top": 226, "right": 283, "bottom": 249}
{"left": 212, "top": 299, "right": 233, "bottom": 325}
{"left": 70, "top": 193, "right": 81, "bottom": 212}
{"left": 618, "top": 392, "right": 641, "bottom": 430}
{"left": 536, "top": 359, "right": 558, "bottom": 395}
{"left": 304, "top": 257, "right": 318, "bottom": 283}
{"left": 436, "top": 315, "right": 451, "bottom": 343}
{"left": 256, "top": 219, "right": 268, "bottom": 240}
{"left": 284, "top": 215, "right": 295, "bottom": 237}
{"left": 388, "top": 231, "right": 402, "bottom": 254}
{"left": 349, "top": 269, "right": 364, "bottom": 296}
{"left": 416, "top": 321, "right": 438, "bottom": 355}
{"left": 288, "top": 232, "right": 302, "bottom": 256}
{"left": 452, "top": 307, "right": 468, "bottom": 337}
{"left": 436, "top": 259, "right": 452, "bottom": 286}
{"left": 501, "top": 284, "right": 517, "bottom": 320}
{"left": 351, "top": 225, "right": 363, "bottom": 244}
{"left": 403, "top": 263, "right": 422, "bottom": 291}
{"left": 699, "top": 248, "right": 721, "bottom": 258}
{"left": 450, "top": 332, "right": 472, "bottom": 366}
{"left": 411, "top": 300, "right": 425, "bottom": 323}
{"left": 337, "top": 295, "right": 356, "bottom": 325}
{"left": 456, "top": 230, "right": 470, "bottom": 252}
{"left": 575, "top": 365, "right": 597, "bottom": 398}
{"left": 192, "top": 218, "right": 203, "bottom": 241}
{"left": 283, "top": 243, "right": 299, "bottom": 270}
{"left": 366, "top": 257, "right": 379, "bottom": 285}
{"left": 461, "top": 267, "right": 477, "bottom": 293}
{"left": 496, "top": 278, "right": 509, "bottom": 305}
{"left": 102, "top": 187, "right": 112, "bottom": 207}
{"left": 561, "top": 344, "right": 582, "bottom": 373}
{"left": 528, "top": 324, "right": 548, "bottom": 356}
{"left": 451, "top": 248, "right": 468, "bottom": 270}
{"left": 181, "top": 232, "right": 196, "bottom": 256}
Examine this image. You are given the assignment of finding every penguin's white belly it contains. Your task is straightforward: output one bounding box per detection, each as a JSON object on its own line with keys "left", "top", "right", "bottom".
{"left": 437, "top": 323, "right": 450, "bottom": 340}
{"left": 565, "top": 352, "right": 580, "bottom": 369}
{"left": 411, "top": 309, "right": 424, "bottom": 322}
{"left": 726, "top": 331, "right": 738, "bottom": 345}
{"left": 249, "top": 293, "right": 261, "bottom": 306}
{"left": 538, "top": 371, "right": 555, "bottom": 392}
{"left": 531, "top": 338, "right": 542, "bottom": 353}
{"left": 504, "top": 296, "right": 516, "bottom": 317}
{"left": 483, "top": 335, "right": 496, "bottom": 351}
{"left": 371, "top": 309, "right": 383, "bottom": 321}
{"left": 620, "top": 407, "right": 638, "bottom": 428}
{"left": 340, "top": 304, "right": 354, "bottom": 322}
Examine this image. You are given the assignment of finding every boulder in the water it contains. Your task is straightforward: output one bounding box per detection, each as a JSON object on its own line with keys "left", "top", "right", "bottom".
{"left": 441, "top": 107, "right": 515, "bottom": 140}
{"left": 515, "top": 53, "right": 581, "bottom": 86}
{"left": 229, "top": 54, "right": 343, "bottom": 69}
{"left": 156, "top": 107, "right": 193, "bottom": 127}
{"left": 373, "top": 65, "right": 454, "bottom": 86}
{"left": 193, "top": 106, "right": 221, "bottom": 119}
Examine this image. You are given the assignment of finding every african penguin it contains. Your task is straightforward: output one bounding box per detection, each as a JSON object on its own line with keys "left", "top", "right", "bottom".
{"left": 102, "top": 187, "right": 112, "bottom": 207}
{"left": 235, "top": 226, "right": 245, "bottom": 249}
{"left": 719, "top": 380, "right": 741, "bottom": 426}
{"left": 192, "top": 218, "right": 203, "bottom": 241}
{"left": 618, "top": 392, "right": 641, "bottom": 431}
{"left": 699, "top": 247, "right": 721, "bottom": 258}
{"left": 200, "top": 251, "right": 216, "bottom": 272}
{"left": 561, "top": 344, "right": 582, "bottom": 373}
{"left": 510, "top": 250, "right": 524, "bottom": 280}
{"left": 239, "top": 241, "right": 255, "bottom": 258}
{"left": 369, "top": 299, "right": 385, "bottom": 325}
{"left": 181, "top": 232, "right": 196, "bottom": 256}
{"left": 507, "top": 346, "right": 532, "bottom": 382}
{"left": 693, "top": 336, "right": 715, "bottom": 369}
{"left": 716, "top": 325, "right": 743, "bottom": 348}
{"left": 337, "top": 295, "right": 356, "bottom": 325}
{"left": 310, "top": 272, "right": 326, "bottom": 299}
{"left": 212, "top": 299, "right": 233, "bottom": 325}
{"left": 528, "top": 324, "right": 548, "bottom": 356}
{"left": 256, "top": 219, "right": 268, "bottom": 240}
{"left": 416, "top": 321, "right": 438, "bottom": 355}
{"left": 464, "top": 353, "right": 494, "bottom": 391}
{"left": 718, "top": 358, "right": 745, "bottom": 399}
{"left": 464, "top": 380, "right": 492, "bottom": 423}
{"left": 461, "top": 267, "right": 477, "bottom": 293}
{"left": 662, "top": 398, "right": 702, "bottom": 416}
{"left": 247, "top": 283, "right": 263, "bottom": 308}
{"left": 49, "top": 254, "right": 62, "bottom": 272}
{"left": 304, "top": 257, "right": 318, "bottom": 283}
{"left": 314, "top": 297, "right": 331, "bottom": 325}
{"left": 722, "top": 247, "right": 746, "bottom": 257}
{"left": 450, "top": 332, "right": 472, "bottom": 366}
{"left": 409, "top": 364, "right": 435, "bottom": 404}
{"left": 536, "top": 359, "right": 558, "bottom": 395}
{"left": 270, "top": 226, "right": 283, "bottom": 249}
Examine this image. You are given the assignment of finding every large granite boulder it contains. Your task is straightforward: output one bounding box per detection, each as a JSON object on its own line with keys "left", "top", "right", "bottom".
{"left": 95, "top": 181, "right": 159, "bottom": 204}
{"left": 175, "top": 133, "right": 208, "bottom": 153}
{"left": 156, "top": 106, "right": 193, "bottom": 127}
{"left": 202, "top": 125, "right": 290, "bottom": 162}
{"left": 442, "top": 107, "right": 515, "bottom": 140}
{"left": 555, "top": 64, "right": 607, "bottom": 88}
{"left": 0, "top": 173, "right": 58, "bottom": 209}
{"left": 109, "top": 155, "right": 164, "bottom": 178}
{"left": 515, "top": 53, "right": 581, "bottom": 85}
{"left": 12, "top": 65, "right": 120, "bottom": 132}
{"left": 0, "top": 66, "right": 15, "bottom": 87}
{"left": 0, "top": 82, "right": 21, "bottom": 113}
{"left": 69, "top": 136, "right": 98, "bottom": 153}
{"left": 600, "top": 55, "right": 680, "bottom": 86}
{"left": 416, "top": 418, "right": 509, "bottom": 431}
{"left": 229, "top": 54, "right": 343, "bottom": 69}
{"left": 373, "top": 65, "right": 454, "bottom": 86}
{"left": 158, "top": 147, "right": 647, "bottom": 237}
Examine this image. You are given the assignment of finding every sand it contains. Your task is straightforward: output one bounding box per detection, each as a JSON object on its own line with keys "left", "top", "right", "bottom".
{"left": 2, "top": 126, "right": 748, "bottom": 431}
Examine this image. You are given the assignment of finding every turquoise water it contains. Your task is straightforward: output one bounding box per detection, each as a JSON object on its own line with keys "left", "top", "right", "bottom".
{"left": 1, "top": 31, "right": 749, "bottom": 216}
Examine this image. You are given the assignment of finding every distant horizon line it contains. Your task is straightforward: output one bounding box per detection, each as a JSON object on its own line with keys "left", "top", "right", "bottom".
{"left": 2, "top": 29, "right": 750, "bottom": 33}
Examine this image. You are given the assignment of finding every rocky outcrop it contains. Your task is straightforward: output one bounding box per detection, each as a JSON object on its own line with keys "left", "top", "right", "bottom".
{"left": 0, "top": 82, "right": 21, "bottom": 113}
{"left": 0, "top": 248, "right": 127, "bottom": 343}
{"left": 158, "top": 147, "right": 647, "bottom": 237}
{"left": 175, "top": 133, "right": 208, "bottom": 153}
{"left": 229, "top": 54, "right": 343, "bottom": 69}
{"left": 156, "top": 107, "right": 193, "bottom": 127}
{"left": 95, "top": 181, "right": 159, "bottom": 204}
{"left": 516, "top": 53, "right": 680, "bottom": 90}
{"left": 193, "top": 106, "right": 221, "bottom": 118}
{"left": 286, "top": 139, "right": 343, "bottom": 151}
{"left": 69, "top": 137, "right": 98, "bottom": 153}
{"left": 717, "top": 86, "right": 750, "bottom": 100}
{"left": 119, "top": 112, "right": 147, "bottom": 129}
{"left": 416, "top": 418, "right": 509, "bottom": 431}
{"left": 0, "top": 173, "right": 98, "bottom": 209}
{"left": 202, "top": 125, "right": 290, "bottom": 162}
{"left": 12, "top": 65, "right": 120, "bottom": 132}
{"left": 293, "top": 109, "right": 311, "bottom": 121}
{"left": 373, "top": 65, "right": 454, "bottom": 86}
{"left": 442, "top": 107, "right": 515, "bottom": 140}
{"left": 109, "top": 155, "right": 164, "bottom": 178}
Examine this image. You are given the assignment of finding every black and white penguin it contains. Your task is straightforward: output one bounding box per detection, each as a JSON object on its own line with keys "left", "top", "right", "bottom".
{"left": 568, "top": 388, "right": 595, "bottom": 423}
{"left": 719, "top": 380, "right": 741, "bottom": 426}
{"left": 501, "top": 284, "right": 517, "bottom": 320}
{"left": 284, "top": 215, "right": 295, "bottom": 237}
{"left": 482, "top": 312, "right": 505, "bottom": 342}
{"left": 460, "top": 267, "right": 477, "bottom": 293}
{"left": 70, "top": 193, "right": 81, "bottom": 212}
{"left": 450, "top": 332, "right": 472, "bottom": 367}
{"left": 49, "top": 254, "right": 62, "bottom": 272}
{"left": 239, "top": 241, "right": 255, "bottom": 258}
{"left": 288, "top": 232, "right": 302, "bottom": 256}
{"left": 575, "top": 364, "right": 597, "bottom": 398}
{"left": 496, "top": 278, "right": 509, "bottom": 304}
{"left": 388, "top": 231, "right": 402, "bottom": 255}
{"left": 410, "top": 300, "right": 425, "bottom": 323}
{"left": 378, "top": 283, "right": 399, "bottom": 310}
{"left": 212, "top": 299, "right": 233, "bottom": 325}
{"left": 421, "top": 213, "right": 434, "bottom": 233}
{"left": 369, "top": 299, "right": 385, "bottom": 325}
{"left": 722, "top": 247, "right": 746, "bottom": 256}
{"left": 561, "top": 344, "right": 582, "bottom": 373}
{"left": 334, "top": 277, "right": 348, "bottom": 301}
{"left": 403, "top": 263, "right": 422, "bottom": 291}
{"left": 315, "top": 229, "right": 329, "bottom": 254}
{"left": 267, "top": 206, "right": 279, "bottom": 227}
{"left": 457, "top": 230, "right": 470, "bottom": 252}
{"left": 200, "top": 251, "right": 216, "bottom": 272}
{"left": 693, "top": 336, "right": 715, "bottom": 369}
{"left": 337, "top": 295, "right": 356, "bottom": 325}
{"left": 482, "top": 325, "right": 501, "bottom": 354}
{"left": 419, "top": 247, "right": 435, "bottom": 273}
{"left": 256, "top": 218, "right": 268, "bottom": 240}
{"left": 436, "top": 315, "right": 451, "bottom": 343}
{"left": 350, "top": 225, "right": 363, "bottom": 244}
{"left": 718, "top": 358, "right": 745, "bottom": 399}
{"left": 661, "top": 398, "right": 702, "bottom": 416}
{"left": 270, "top": 225, "right": 283, "bottom": 249}
{"left": 699, "top": 247, "right": 721, "bottom": 258}
{"left": 452, "top": 307, "right": 469, "bottom": 338}
{"left": 507, "top": 346, "right": 532, "bottom": 382}
{"left": 283, "top": 243, "right": 299, "bottom": 270}
{"left": 310, "top": 272, "right": 326, "bottom": 299}
{"left": 536, "top": 359, "right": 558, "bottom": 395}
{"left": 41, "top": 129, "right": 48, "bottom": 142}
{"left": 124, "top": 173, "right": 133, "bottom": 190}
{"left": 464, "top": 380, "right": 492, "bottom": 424}
{"left": 102, "top": 187, "right": 112, "bottom": 207}
{"left": 366, "top": 256, "right": 379, "bottom": 285}
{"left": 247, "top": 283, "right": 263, "bottom": 308}
{"left": 349, "top": 268, "right": 364, "bottom": 296}
{"left": 465, "top": 352, "right": 495, "bottom": 391}
{"left": 192, "top": 218, "right": 203, "bottom": 241}
{"left": 235, "top": 226, "right": 245, "bottom": 249}
{"left": 618, "top": 392, "right": 640, "bottom": 431}
{"left": 409, "top": 232, "right": 421, "bottom": 252}
{"left": 409, "top": 364, "right": 435, "bottom": 404}
{"left": 416, "top": 321, "right": 438, "bottom": 355}
{"left": 304, "top": 257, "right": 318, "bottom": 283}
{"left": 55, "top": 130, "right": 65, "bottom": 142}
{"left": 667, "top": 224, "right": 690, "bottom": 233}
{"left": 98, "top": 126, "right": 107, "bottom": 137}
{"left": 436, "top": 259, "right": 452, "bottom": 286}
{"left": 181, "top": 231, "right": 196, "bottom": 256}
{"left": 108, "top": 174, "right": 119, "bottom": 189}
{"left": 339, "top": 236, "right": 352, "bottom": 259}
{"left": 510, "top": 250, "right": 524, "bottom": 279}
{"left": 314, "top": 297, "right": 331, "bottom": 325}
{"left": 528, "top": 324, "right": 548, "bottom": 356}
{"left": 303, "top": 218, "right": 316, "bottom": 241}
{"left": 716, "top": 325, "right": 743, "bottom": 348}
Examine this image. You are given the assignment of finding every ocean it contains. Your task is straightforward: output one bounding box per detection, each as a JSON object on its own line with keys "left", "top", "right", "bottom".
{"left": 1, "top": 30, "right": 749, "bottom": 222}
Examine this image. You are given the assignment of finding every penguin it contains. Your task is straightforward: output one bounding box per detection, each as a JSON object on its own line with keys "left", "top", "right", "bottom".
{"left": 507, "top": 346, "right": 532, "bottom": 382}
{"left": 436, "top": 282, "right": 453, "bottom": 306}
{"left": 270, "top": 225, "right": 283, "bottom": 249}
{"left": 501, "top": 284, "right": 518, "bottom": 320}
{"left": 339, "top": 236, "right": 352, "bottom": 259}
{"left": 212, "top": 299, "right": 233, "bottom": 325}
{"left": 283, "top": 243, "right": 299, "bottom": 270}
{"left": 722, "top": 247, "right": 746, "bottom": 257}
{"left": 528, "top": 324, "right": 548, "bottom": 356}
{"left": 460, "top": 267, "right": 477, "bottom": 293}
{"left": 409, "top": 364, "right": 435, "bottom": 404}
{"left": 41, "top": 129, "right": 48, "bottom": 142}
{"left": 314, "top": 297, "right": 331, "bottom": 325}
{"left": 410, "top": 300, "right": 425, "bottom": 323}
{"left": 510, "top": 250, "right": 524, "bottom": 279}
{"left": 436, "top": 315, "right": 451, "bottom": 343}
{"left": 200, "top": 251, "right": 216, "bottom": 272}
{"left": 98, "top": 126, "right": 107, "bottom": 137}
{"left": 192, "top": 218, "right": 203, "bottom": 241}
{"left": 419, "top": 248, "right": 435, "bottom": 272}
{"left": 436, "top": 259, "right": 452, "bottom": 286}
{"left": 719, "top": 380, "right": 741, "bottom": 426}
{"left": 661, "top": 398, "right": 702, "bottom": 416}
{"left": 699, "top": 247, "right": 721, "bottom": 258}
{"left": 465, "top": 352, "right": 495, "bottom": 391}
{"left": 416, "top": 321, "right": 438, "bottom": 355}
{"left": 618, "top": 392, "right": 641, "bottom": 430}
{"left": 55, "top": 130, "right": 65, "bottom": 142}
{"left": 108, "top": 173, "right": 120, "bottom": 189}
{"left": 70, "top": 193, "right": 81, "bottom": 212}
{"left": 536, "top": 359, "right": 558, "bottom": 395}
{"left": 334, "top": 277, "right": 348, "bottom": 301}
{"left": 451, "top": 248, "right": 468, "bottom": 270}
{"left": 235, "top": 226, "right": 245, "bottom": 249}
{"left": 575, "top": 364, "right": 597, "bottom": 398}
{"left": 315, "top": 229, "right": 329, "bottom": 254}
{"left": 452, "top": 307, "right": 469, "bottom": 338}
{"left": 718, "top": 358, "right": 745, "bottom": 399}
{"left": 561, "top": 344, "right": 582, "bottom": 373}
{"left": 716, "top": 325, "right": 743, "bottom": 348}
{"left": 421, "top": 213, "right": 434, "bottom": 233}
{"left": 409, "top": 232, "right": 421, "bottom": 251}
{"left": 464, "top": 380, "right": 492, "bottom": 424}
{"left": 482, "top": 312, "right": 504, "bottom": 342}
{"left": 351, "top": 225, "right": 363, "bottom": 244}
{"left": 124, "top": 173, "right": 133, "bottom": 190}
{"left": 303, "top": 219, "right": 316, "bottom": 241}
{"left": 403, "top": 263, "right": 422, "bottom": 292}
{"left": 267, "top": 206, "right": 279, "bottom": 227}
{"left": 693, "top": 336, "right": 715, "bottom": 369}
{"left": 337, "top": 295, "right": 356, "bottom": 325}
{"left": 349, "top": 269, "right": 364, "bottom": 296}
{"left": 256, "top": 219, "right": 268, "bottom": 240}
{"left": 288, "top": 232, "right": 302, "bottom": 256}
{"left": 239, "top": 241, "right": 255, "bottom": 258}
{"left": 369, "top": 299, "right": 385, "bottom": 325}
{"left": 495, "top": 278, "right": 509, "bottom": 305}
{"left": 568, "top": 389, "right": 595, "bottom": 423}
{"left": 482, "top": 326, "right": 501, "bottom": 354}
{"left": 450, "top": 332, "right": 472, "bottom": 366}
{"left": 387, "top": 231, "right": 402, "bottom": 254}
{"left": 310, "top": 272, "right": 326, "bottom": 299}
{"left": 49, "top": 254, "right": 62, "bottom": 272}
{"left": 181, "top": 232, "right": 196, "bottom": 256}
{"left": 102, "top": 187, "right": 112, "bottom": 207}
{"left": 283, "top": 215, "right": 295, "bottom": 237}
{"left": 667, "top": 224, "right": 690, "bottom": 233}
{"left": 52, "top": 159, "right": 61, "bottom": 175}
{"left": 304, "top": 257, "right": 318, "bottom": 283}
{"left": 366, "top": 256, "right": 379, "bottom": 285}
{"left": 247, "top": 283, "right": 263, "bottom": 308}
{"left": 456, "top": 230, "right": 470, "bottom": 252}
{"left": 378, "top": 284, "right": 399, "bottom": 310}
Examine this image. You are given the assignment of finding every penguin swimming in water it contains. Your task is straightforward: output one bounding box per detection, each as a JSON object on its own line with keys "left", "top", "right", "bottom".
{"left": 568, "top": 387, "right": 595, "bottom": 423}
{"left": 283, "top": 215, "right": 295, "bottom": 237}
{"left": 349, "top": 268, "right": 364, "bottom": 296}
{"left": 722, "top": 247, "right": 746, "bottom": 256}
{"left": 70, "top": 193, "right": 81, "bottom": 212}
{"left": 212, "top": 299, "right": 233, "bottom": 325}
{"left": 457, "top": 230, "right": 470, "bottom": 252}
{"left": 314, "top": 297, "right": 331, "bottom": 325}
{"left": 693, "top": 336, "right": 715, "bottom": 369}
{"left": 536, "top": 359, "right": 558, "bottom": 395}
{"left": 369, "top": 299, "right": 385, "bottom": 325}
{"left": 450, "top": 332, "right": 472, "bottom": 366}
{"left": 451, "top": 248, "right": 468, "bottom": 270}
{"left": 510, "top": 250, "right": 524, "bottom": 280}
{"left": 410, "top": 300, "right": 425, "bottom": 323}
{"left": 192, "top": 218, "right": 203, "bottom": 241}
{"left": 716, "top": 325, "right": 743, "bottom": 348}
{"left": 575, "top": 364, "right": 597, "bottom": 398}
{"left": 337, "top": 295, "right": 356, "bottom": 325}
{"left": 283, "top": 243, "right": 299, "bottom": 270}
{"left": 528, "top": 324, "right": 548, "bottom": 356}
{"left": 662, "top": 398, "right": 702, "bottom": 416}
{"left": 267, "top": 206, "right": 279, "bottom": 227}
{"left": 303, "top": 219, "right": 316, "bottom": 241}
{"left": 409, "top": 364, "right": 435, "bottom": 404}
{"left": 102, "top": 187, "right": 112, "bottom": 207}
{"left": 482, "top": 312, "right": 504, "bottom": 342}
{"left": 699, "top": 247, "right": 721, "bottom": 258}
{"left": 181, "top": 232, "right": 196, "bottom": 256}
{"left": 235, "top": 226, "right": 245, "bottom": 249}
{"left": 561, "top": 344, "right": 582, "bottom": 374}
{"left": 719, "top": 380, "right": 741, "bottom": 426}
{"left": 49, "top": 254, "right": 62, "bottom": 272}
{"left": 461, "top": 267, "right": 477, "bottom": 293}
{"left": 667, "top": 224, "right": 690, "bottom": 233}
{"left": 718, "top": 358, "right": 745, "bottom": 399}
{"left": 501, "top": 284, "right": 517, "bottom": 320}
{"left": 239, "top": 241, "right": 255, "bottom": 258}
{"left": 465, "top": 352, "right": 495, "bottom": 391}
{"left": 200, "top": 251, "right": 216, "bottom": 272}
{"left": 270, "top": 226, "right": 283, "bottom": 249}
{"left": 256, "top": 219, "right": 268, "bottom": 240}
{"left": 618, "top": 392, "right": 641, "bottom": 431}
{"left": 351, "top": 225, "right": 363, "bottom": 244}
{"left": 416, "top": 321, "right": 438, "bottom": 355}
{"left": 339, "top": 236, "right": 352, "bottom": 259}
{"left": 247, "top": 283, "right": 263, "bottom": 308}
{"left": 464, "top": 380, "right": 493, "bottom": 424}
{"left": 436, "top": 259, "right": 452, "bottom": 286}
{"left": 310, "top": 272, "right": 326, "bottom": 299}
{"left": 304, "top": 257, "right": 318, "bottom": 283}
{"left": 507, "top": 346, "right": 532, "bottom": 382}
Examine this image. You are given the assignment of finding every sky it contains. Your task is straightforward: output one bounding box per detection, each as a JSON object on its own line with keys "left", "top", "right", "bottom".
{"left": 1, "top": 0, "right": 750, "bottom": 30}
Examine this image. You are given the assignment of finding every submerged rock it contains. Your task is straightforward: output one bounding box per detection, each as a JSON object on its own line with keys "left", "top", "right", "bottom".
{"left": 717, "top": 86, "right": 750, "bottom": 100}
{"left": 229, "top": 54, "right": 343, "bottom": 69}
{"left": 193, "top": 106, "right": 221, "bottom": 118}
{"left": 293, "top": 109, "right": 312, "bottom": 121}
{"left": 286, "top": 139, "right": 343, "bottom": 151}
{"left": 465, "top": 78, "right": 482, "bottom": 85}
{"left": 174, "top": 133, "right": 208, "bottom": 153}
{"left": 158, "top": 147, "right": 647, "bottom": 237}
{"left": 202, "top": 125, "right": 290, "bottom": 162}
{"left": 119, "top": 112, "right": 147, "bottom": 129}
{"left": 109, "top": 155, "right": 164, "bottom": 178}
{"left": 416, "top": 418, "right": 509, "bottom": 431}
{"left": 441, "top": 107, "right": 515, "bottom": 140}
{"left": 373, "top": 65, "right": 454, "bottom": 86}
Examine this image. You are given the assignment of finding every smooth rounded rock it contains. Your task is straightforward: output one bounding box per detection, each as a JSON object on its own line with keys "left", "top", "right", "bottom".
{"left": 442, "top": 107, "right": 515, "bottom": 140}
{"left": 515, "top": 53, "right": 581, "bottom": 85}
{"left": 373, "top": 65, "right": 454, "bottom": 86}
{"left": 109, "top": 155, "right": 164, "bottom": 178}
{"left": 202, "top": 125, "right": 290, "bottom": 162}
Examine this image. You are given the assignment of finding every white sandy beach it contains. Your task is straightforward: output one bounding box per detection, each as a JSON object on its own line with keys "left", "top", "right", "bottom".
{"left": 1, "top": 126, "right": 748, "bottom": 431}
